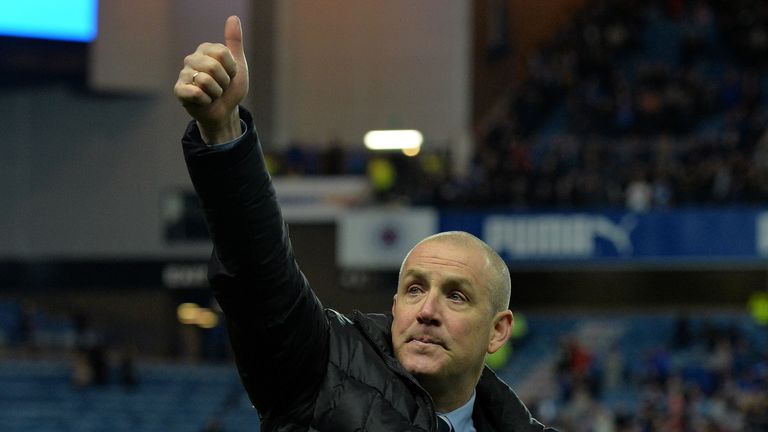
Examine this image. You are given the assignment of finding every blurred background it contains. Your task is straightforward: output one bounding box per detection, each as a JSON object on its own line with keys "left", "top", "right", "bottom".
{"left": 2, "top": 0, "right": 768, "bottom": 430}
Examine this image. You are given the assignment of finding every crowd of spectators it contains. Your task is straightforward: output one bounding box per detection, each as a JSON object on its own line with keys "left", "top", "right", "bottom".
{"left": 540, "top": 316, "right": 768, "bottom": 431}
{"left": 266, "top": 0, "right": 768, "bottom": 211}
{"left": 467, "top": 0, "right": 768, "bottom": 210}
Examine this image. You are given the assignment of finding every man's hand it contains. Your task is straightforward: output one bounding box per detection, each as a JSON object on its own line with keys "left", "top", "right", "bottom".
{"left": 174, "top": 16, "right": 249, "bottom": 144}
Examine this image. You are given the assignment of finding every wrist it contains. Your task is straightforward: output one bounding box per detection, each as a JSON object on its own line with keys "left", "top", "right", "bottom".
{"left": 198, "top": 110, "right": 242, "bottom": 144}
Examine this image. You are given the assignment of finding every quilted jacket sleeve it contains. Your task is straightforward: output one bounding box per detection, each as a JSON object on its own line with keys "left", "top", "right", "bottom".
{"left": 182, "top": 107, "right": 330, "bottom": 422}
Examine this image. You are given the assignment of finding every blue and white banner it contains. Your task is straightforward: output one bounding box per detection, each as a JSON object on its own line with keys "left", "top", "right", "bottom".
{"left": 441, "top": 208, "right": 768, "bottom": 265}
{"left": 338, "top": 207, "right": 768, "bottom": 269}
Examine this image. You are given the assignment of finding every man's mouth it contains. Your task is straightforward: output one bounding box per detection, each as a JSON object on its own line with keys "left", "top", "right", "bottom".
{"left": 407, "top": 336, "right": 446, "bottom": 348}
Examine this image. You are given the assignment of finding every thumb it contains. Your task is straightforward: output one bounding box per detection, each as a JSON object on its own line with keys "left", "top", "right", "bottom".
{"left": 224, "top": 15, "right": 246, "bottom": 65}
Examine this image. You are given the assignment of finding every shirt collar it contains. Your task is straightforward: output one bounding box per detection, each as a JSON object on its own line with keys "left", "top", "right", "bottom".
{"left": 437, "top": 390, "right": 476, "bottom": 432}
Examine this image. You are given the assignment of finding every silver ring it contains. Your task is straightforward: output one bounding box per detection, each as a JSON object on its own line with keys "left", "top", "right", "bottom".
{"left": 191, "top": 71, "right": 200, "bottom": 86}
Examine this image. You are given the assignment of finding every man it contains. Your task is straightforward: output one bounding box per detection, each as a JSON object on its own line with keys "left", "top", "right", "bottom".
{"left": 175, "top": 16, "right": 555, "bottom": 432}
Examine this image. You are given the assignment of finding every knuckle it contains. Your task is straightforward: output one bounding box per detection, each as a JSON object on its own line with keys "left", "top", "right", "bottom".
{"left": 210, "top": 43, "right": 228, "bottom": 56}
{"left": 210, "top": 45, "right": 233, "bottom": 65}
{"left": 189, "top": 87, "right": 204, "bottom": 99}
{"left": 188, "top": 88, "right": 209, "bottom": 103}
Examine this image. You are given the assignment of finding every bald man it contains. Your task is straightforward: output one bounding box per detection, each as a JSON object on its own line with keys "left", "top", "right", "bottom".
{"left": 177, "top": 16, "right": 555, "bottom": 432}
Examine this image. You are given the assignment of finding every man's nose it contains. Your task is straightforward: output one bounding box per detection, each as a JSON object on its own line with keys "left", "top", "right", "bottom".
{"left": 416, "top": 290, "right": 441, "bottom": 325}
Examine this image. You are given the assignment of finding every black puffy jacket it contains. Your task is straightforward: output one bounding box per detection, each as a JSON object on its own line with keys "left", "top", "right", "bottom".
{"left": 183, "top": 108, "right": 556, "bottom": 432}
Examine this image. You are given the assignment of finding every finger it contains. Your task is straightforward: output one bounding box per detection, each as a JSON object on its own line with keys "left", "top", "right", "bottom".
{"left": 224, "top": 16, "right": 246, "bottom": 69}
{"left": 177, "top": 68, "right": 200, "bottom": 87}
{"left": 184, "top": 52, "right": 232, "bottom": 90}
{"left": 174, "top": 81, "right": 213, "bottom": 106}
{"left": 187, "top": 71, "right": 224, "bottom": 100}
{"left": 208, "top": 44, "right": 237, "bottom": 80}
{"left": 198, "top": 56, "right": 232, "bottom": 90}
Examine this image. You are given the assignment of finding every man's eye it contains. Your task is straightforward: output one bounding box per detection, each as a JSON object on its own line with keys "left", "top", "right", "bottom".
{"left": 448, "top": 292, "right": 466, "bottom": 302}
{"left": 406, "top": 285, "right": 423, "bottom": 295}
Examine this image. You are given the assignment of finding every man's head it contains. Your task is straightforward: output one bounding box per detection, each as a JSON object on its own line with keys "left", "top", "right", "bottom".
{"left": 390, "top": 231, "right": 514, "bottom": 410}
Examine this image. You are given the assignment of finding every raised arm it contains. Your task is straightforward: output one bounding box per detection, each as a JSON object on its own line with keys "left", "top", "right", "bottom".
{"left": 174, "top": 16, "right": 330, "bottom": 422}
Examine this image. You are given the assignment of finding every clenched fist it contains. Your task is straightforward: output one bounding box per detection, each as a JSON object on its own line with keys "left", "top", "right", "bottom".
{"left": 174, "top": 16, "right": 249, "bottom": 144}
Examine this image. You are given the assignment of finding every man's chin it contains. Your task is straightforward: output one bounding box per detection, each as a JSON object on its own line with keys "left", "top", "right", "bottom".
{"left": 399, "top": 351, "right": 445, "bottom": 377}
{"left": 404, "top": 363, "right": 442, "bottom": 378}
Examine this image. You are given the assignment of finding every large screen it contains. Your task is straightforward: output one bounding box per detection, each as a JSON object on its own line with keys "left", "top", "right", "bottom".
{"left": 0, "top": 0, "right": 98, "bottom": 42}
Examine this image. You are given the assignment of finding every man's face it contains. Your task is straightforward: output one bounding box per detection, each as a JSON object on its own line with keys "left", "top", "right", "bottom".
{"left": 391, "top": 239, "right": 497, "bottom": 384}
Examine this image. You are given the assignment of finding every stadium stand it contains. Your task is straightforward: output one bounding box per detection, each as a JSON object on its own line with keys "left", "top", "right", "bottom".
{"left": 1, "top": 306, "right": 765, "bottom": 431}
{"left": 467, "top": 309, "right": 764, "bottom": 431}
{"left": 3, "top": 1, "right": 768, "bottom": 431}
{"left": 0, "top": 358, "right": 259, "bottom": 432}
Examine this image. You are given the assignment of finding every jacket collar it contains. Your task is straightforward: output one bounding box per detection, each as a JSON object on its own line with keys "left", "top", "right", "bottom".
{"left": 351, "top": 310, "right": 394, "bottom": 356}
{"left": 472, "top": 368, "right": 548, "bottom": 431}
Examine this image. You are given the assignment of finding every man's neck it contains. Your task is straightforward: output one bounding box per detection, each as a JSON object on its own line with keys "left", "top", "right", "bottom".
{"left": 433, "top": 390, "right": 473, "bottom": 414}
{"left": 419, "top": 372, "right": 479, "bottom": 413}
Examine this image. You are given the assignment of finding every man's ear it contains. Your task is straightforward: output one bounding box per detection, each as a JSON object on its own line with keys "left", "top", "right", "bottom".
{"left": 391, "top": 294, "right": 397, "bottom": 316}
{"left": 487, "top": 310, "right": 514, "bottom": 354}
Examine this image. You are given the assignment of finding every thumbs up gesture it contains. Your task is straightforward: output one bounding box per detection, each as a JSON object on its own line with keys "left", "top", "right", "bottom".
{"left": 174, "top": 16, "right": 249, "bottom": 144}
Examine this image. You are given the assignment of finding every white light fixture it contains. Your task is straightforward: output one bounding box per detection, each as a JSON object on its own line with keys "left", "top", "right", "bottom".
{"left": 364, "top": 129, "right": 423, "bottom": 151}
